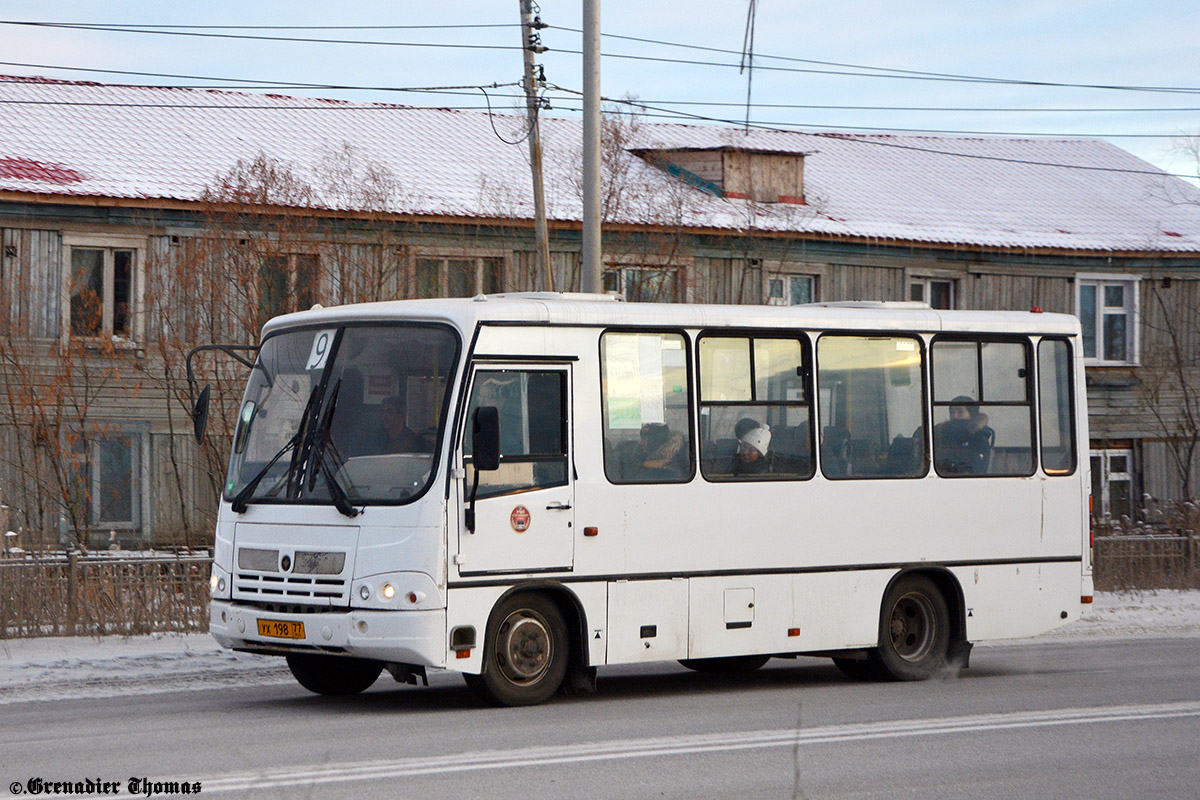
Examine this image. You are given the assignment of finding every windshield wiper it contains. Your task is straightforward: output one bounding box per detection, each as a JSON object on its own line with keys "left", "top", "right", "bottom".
{"left": 230, "top": 433, "right": 299, "bottom": 514}
{"left": 232, "top": 384, "right": 321, "bottom": 514}
{"left": 305, "top": 380, "right": 359, "bottom": 518}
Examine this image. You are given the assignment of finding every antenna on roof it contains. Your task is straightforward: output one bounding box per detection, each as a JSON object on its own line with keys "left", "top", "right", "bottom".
{"left": 739, "top": 0, "right": 758, "bottom": 134}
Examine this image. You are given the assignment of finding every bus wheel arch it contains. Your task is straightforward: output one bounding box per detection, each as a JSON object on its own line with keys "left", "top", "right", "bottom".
{"left": 464, "top": 583, "right": 586, "bottom": 706}
{"left": 874, "top": 568, "right": 963, "bottom": 681}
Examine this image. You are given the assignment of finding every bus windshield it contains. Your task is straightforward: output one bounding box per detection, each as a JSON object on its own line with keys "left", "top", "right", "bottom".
{"left": 224, "top": 323, "right": 460, "bottom": 507}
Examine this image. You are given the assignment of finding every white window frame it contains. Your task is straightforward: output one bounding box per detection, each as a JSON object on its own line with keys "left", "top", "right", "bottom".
{"left": 765, "top": 272, "right": 817, "bottom": 306}
{"left": 909, "top": 277, "right": 955, "bottom": 309}
{"left": 1075, "top": 274, "right": 1139, "bottom": 366}
{"left": 412, "top": 253, "right": 506, "bottom": 298}
{"left": 61, "top": 233, "right": 147, "bottom": 343}
{"left": 1090, "top": 447, "right": 1133, "bottom": 520}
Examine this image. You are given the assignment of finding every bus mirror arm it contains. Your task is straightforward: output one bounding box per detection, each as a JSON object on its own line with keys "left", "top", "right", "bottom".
{"left": 466, "top": 406, "right": 501, "bottom": 533}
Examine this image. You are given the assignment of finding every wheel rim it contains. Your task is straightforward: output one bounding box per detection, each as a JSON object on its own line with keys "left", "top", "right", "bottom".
{"left": 495, "top": 609, "right": 553, "bottom": 686}
{"left": 888, "top": 591, "right": 937, "bottom": 662}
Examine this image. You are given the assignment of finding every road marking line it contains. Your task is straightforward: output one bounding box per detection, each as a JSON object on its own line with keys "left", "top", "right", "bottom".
{"left": 76, "top": 700, "right": 1200, "bottom": 796}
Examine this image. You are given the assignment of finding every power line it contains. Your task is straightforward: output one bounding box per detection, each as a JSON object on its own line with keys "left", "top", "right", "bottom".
{"left": 7, "top": 20, "right": 1200, "bottom": 94}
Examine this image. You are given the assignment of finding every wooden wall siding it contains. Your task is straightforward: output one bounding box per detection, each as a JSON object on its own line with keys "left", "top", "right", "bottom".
{"left": 1140, "top": 278, "right": 1200, "bottom": 358}
{"left": 150, "top": 432, "right": 210, "bottom": 544}
{"left": 2, "top": 228, "right": 63, "bottom": 339}
{"left": 827, "top": 263, "right": 905, "bottom": 302}
{"left": 966, "top": 273, "right": 1073, "bottom": 314}
{"left": 1140, "top": 440, "right": 1200, "bottom": 507}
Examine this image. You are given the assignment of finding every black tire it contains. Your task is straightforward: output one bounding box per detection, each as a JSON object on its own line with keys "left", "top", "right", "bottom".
{"left": 875, "top": 574, "right": 951, "bottom": 681}
{"left": 465, "top": 593, "right": 569, "bottom": 706}
{"left": 285, "top": 653, "right": 383, "bottom": 696}
{"left": 678, "top": 655, "right": 770, "bottom": 673}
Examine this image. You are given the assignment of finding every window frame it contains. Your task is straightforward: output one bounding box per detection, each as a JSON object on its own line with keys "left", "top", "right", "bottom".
{"left": 64, "top": 421, "right": 150, "bottom": 537}
{"left": 1075, "top": 273, "right": 1139, "bottom": 366}
{"left": 62, "top": 234, "right": 147, "bottom": 343}
{"left": 598, "top": 327, "right": 696, "bottom": 485}
{"left": 764, "top": 272, "right": 818, "bottom": 306}
{"left": 696, "top": 330, "right": 815, "bottom": 482}
{"left": 815, "top": 331, "right": 929, "bottom": 481}
{"left": 413, "top": 253, "right": 506, "bottom": 298}
{"left": 1090, "top": 446, "right": 1134, "bottom": 521}
{"left": 909, "top": 277, "right": 956, "bottom": 309}
{"left": 602, "top": 264, "right": 688, "bottom": 303}
{"left": 1037, "top": 336, "right": 1078, "bottom": 477}
{"left": 929, "top": 335, "right": 1037, "bottom": 478}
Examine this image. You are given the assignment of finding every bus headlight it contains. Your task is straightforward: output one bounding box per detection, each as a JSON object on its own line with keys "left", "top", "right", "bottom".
{"left": 381, "top": 583, "right": 396, "bottom": 600}
{"left": 209, "top": 566, "right": 229, "bottom": 598}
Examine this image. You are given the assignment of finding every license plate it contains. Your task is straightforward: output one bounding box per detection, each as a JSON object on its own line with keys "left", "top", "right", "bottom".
{"left": 257, "top": 619, "right": 305, "bottom": 640}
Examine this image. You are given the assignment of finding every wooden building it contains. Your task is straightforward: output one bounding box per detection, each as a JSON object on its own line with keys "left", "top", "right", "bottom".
{"left": 1, "top": 76, "right": 1199, "bottom": 548}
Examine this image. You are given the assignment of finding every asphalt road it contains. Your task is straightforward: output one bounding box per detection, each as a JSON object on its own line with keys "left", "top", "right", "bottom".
{"left": 3, "top": 637, "right": 1199, "bottom": 800}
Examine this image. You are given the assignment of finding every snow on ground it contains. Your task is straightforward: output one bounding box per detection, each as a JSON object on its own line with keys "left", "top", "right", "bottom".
{"left": 1, "top": 591, "right": 1198, "bottom": 705}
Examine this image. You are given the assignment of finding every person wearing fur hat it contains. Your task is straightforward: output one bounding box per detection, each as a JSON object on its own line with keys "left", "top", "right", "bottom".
{"left": 731, "top": 419, "right": 771, "bottom": 476}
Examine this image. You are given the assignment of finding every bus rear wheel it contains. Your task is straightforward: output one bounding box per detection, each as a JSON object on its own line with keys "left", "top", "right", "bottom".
{"left": 465, "top": 593, "right": 569, "bottom": 706}
{"left": 285, "top": 653, "right": 383, "bottom": 695}
{"left": 678, "top": 655, "right": 770, "bottom": 673}
{"left": 875, "top": 575, "right": 950, "bottom": 681}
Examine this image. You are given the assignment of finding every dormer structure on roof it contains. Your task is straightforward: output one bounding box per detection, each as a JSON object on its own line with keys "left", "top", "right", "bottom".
{"left": 632, "top": 146, "right": 809, "bottom": 205}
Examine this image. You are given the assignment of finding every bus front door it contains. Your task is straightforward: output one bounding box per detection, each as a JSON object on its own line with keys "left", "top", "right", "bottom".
{"left": 457, "top": 364, "right": 574, "bottom": 574}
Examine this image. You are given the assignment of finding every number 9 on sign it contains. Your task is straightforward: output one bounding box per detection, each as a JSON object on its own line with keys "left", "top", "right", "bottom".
{"left": 306, "top": 330, "right": 336, "bottom": 371}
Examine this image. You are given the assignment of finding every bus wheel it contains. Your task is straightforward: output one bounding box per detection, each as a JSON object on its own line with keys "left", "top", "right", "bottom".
{"left": 876, "top": 575, "right": 950, "bottom": 681}
{"left": 285, "top": 653, "right": 383, "bottom": 695}
{"left": 465, "top": 593, "right": 568, "bottom": 706}
{"left": 678, "top": 655, "right": 770, "bottom": 673}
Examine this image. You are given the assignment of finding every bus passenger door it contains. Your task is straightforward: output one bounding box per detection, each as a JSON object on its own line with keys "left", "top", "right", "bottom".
{"left": 457, "top": 364, "right": 574, "bottom": 574}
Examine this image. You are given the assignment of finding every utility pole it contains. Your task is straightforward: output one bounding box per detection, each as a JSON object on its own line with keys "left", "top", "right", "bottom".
{"left": 518, "top": 1, "right": 552, "bottom": 290}
{"left": 581, "top": 0, "right": 602, "bottom": 294}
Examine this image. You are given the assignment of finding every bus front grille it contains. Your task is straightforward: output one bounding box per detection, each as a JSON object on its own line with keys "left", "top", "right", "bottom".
{"left": 234, "top": 572, "right": 348, "bottom": 605}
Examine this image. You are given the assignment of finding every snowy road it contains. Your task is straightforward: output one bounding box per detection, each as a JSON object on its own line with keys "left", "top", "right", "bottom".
{"left": 1, "top": 592, "right": 1198, "bottom": 799}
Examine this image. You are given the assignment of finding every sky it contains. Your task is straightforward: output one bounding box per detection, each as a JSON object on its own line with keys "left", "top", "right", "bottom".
{"left": 0, "top": 1, "right": 1197, "bottom": 179}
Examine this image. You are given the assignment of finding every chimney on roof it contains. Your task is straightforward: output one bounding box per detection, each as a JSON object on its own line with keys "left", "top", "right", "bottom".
{"left": 634, "top": 146, "right": 807, "bottom": 204}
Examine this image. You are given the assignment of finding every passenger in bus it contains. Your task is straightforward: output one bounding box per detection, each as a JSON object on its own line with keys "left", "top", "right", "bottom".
{"left": 731, "top": 420, "right": 772, "bottom": 476}
{"left": 933, "top": 396, "right": 994, "bottom": 474}
{"left": 632, "top": 422, "right": 684, "bottom": 480}
{"left": 374, "top": 395, "right": 422, "bottom": 454}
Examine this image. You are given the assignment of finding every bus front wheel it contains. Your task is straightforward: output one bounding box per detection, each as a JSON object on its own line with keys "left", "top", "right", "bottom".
{"left": 875, "top": 575, "right": 950, "bottom": 681}
{"left": 285, "top": 653, "right": 383, "bottom": 695}
{"left": 465, "top": 593, "right": 569, "bottom": 706}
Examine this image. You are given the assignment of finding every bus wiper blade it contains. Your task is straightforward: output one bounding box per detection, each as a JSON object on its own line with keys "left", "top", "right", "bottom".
{"left": 230, "top": 434, "right": 298, "bottom": 514}
{"left": 305, "top": 380, "right": 360, "bottom": 518}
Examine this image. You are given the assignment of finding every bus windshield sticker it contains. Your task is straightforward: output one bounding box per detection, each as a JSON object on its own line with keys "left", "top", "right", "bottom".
{"left": 305, "top": 329, "right": 336, "bottom": 371}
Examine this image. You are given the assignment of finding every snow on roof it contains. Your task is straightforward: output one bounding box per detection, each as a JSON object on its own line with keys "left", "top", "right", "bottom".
{"left": 1, "top": 76, "right": 1199, "bottom": 254}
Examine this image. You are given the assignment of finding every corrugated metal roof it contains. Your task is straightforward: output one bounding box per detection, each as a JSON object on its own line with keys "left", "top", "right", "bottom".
{"left": 2, "top": 76, "right": 1199, "bottom": 253}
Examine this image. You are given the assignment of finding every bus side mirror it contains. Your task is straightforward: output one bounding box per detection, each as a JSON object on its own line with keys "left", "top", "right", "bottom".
{"left": 192, "top": 384, "right": 211, "bottom": 444}
{"left": 472, "top": 406, "right": 501, "bottom": 471}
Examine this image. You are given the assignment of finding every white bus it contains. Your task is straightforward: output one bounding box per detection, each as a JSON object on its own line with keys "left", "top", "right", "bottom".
{"left": 203, "top": 293, "right": 1091, "bottom": 706}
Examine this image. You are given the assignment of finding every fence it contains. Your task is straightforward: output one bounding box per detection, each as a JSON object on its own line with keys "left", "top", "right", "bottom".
{"left": 1, "top": 537, "right": 1195, "bottom": 639}
{"left": 1092, "top": 533, "right": 1200, "bottom": 591}
{"left": 0, "top": 552, "right": 211, "bottom": 639}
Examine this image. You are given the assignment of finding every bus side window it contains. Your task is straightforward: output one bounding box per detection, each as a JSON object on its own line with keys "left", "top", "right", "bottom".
{"left": 1038, "top": 338, "right": 1076, "bottom": 475}
{"left": 931, "top": 338, "right": 1034, "bottom": 477}
{"left": 817, "top": 335, "right": 925, "bottom": 479}
{"left": 600, "top": 331, "right": 693, "bottom": 484}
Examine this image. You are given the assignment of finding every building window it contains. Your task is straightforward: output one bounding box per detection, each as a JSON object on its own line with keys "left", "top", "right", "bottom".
{"left": 1091, "top": 447, "right": 1133, "bottom": 521}
{"left": 415, "top": 256, "right": 503, "bottom": 298}
{"left": 1077, "top": 276, "right": 1138, "bottom": 364}
{"left": 259, "top": 253, "right": 319, "bottom": 320}
{"left": 909, "top": 278, "right": 954, "bottom": 309}
{"left": 67, "top": 425, "right": 147, "bottom": 540}
{"left": 68, "top": 247, "right": 137, "bottom": 339}
{"left": 603, "top": 266, "right": 682, "bottom": 303}
{"left": 766, "top": 273, "right": 815, "bottom": 306}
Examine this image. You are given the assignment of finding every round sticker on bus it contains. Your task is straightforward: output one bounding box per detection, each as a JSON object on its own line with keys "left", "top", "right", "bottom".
{"left": 510, "top": 505, "right": 531, "bottom": 533}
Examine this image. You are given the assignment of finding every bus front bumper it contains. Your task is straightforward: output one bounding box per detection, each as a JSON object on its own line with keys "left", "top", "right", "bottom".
{"left": 209, "top": 600, "right": 446, "bottom": 668}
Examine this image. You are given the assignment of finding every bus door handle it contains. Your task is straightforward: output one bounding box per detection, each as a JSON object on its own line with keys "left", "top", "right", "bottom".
{"left": 546, "top": 502, "right": 572, "bottom": 511}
